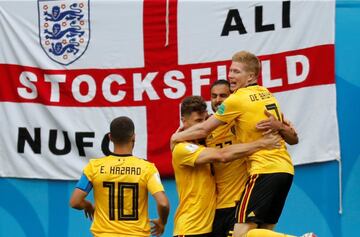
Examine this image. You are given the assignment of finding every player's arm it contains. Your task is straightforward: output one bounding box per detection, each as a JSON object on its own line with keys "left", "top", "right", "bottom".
{"left": 195, "top": 133, "right": 281, "bottom": 165}
{"left": 69, "top": 173, "right": 95, "bottom": 220}
{"left": 256, "top": 110, "right": 299, "bottom": 145}
{"left": 148, "top": 170, "right": 170, "bottom": 237}
{"left": 151, "top": 191, "right": 170, "bottom": 236}
{"left": 280, "top": 116, "right": 299, "bottom": 145}
{"left": 171, "top": 116, "right": 224, "bottom": 145}
{"left": 69, "top": 188, "right": 93, "bottom": 210}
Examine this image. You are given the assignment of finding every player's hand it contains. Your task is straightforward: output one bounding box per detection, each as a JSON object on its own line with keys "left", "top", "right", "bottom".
{"left": 256, "top": 110, "right": 283, "bottom": 134}
{"left": 150, "top": 218, "right": 165, "bottom": 236}
{"left": 170, "top": 126, "right": 184, "bottom": 150}
{"left": 84, "top": 202, "right": 95, "bottom": 221}
{"left": 262, "top": 132, "right": 282, "bottom": 149}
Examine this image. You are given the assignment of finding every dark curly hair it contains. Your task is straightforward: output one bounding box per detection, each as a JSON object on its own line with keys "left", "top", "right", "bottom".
{"left": 180, "top": 96, "right": 207, "bottom": 117}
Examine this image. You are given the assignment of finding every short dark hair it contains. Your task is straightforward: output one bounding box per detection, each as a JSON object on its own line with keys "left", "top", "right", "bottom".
{"left": 210, "top": 79, "right": 230, "bottom": 90}
{"left": 180, "top": 96, "right": 207, "bottom": 117}
{"left": 110, "top": 116, "right": 134, "bottom": 144}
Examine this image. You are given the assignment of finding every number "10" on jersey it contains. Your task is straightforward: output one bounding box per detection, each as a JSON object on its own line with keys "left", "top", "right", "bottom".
{"left": 103, "top": 182, "right": 139, "bottom": 221}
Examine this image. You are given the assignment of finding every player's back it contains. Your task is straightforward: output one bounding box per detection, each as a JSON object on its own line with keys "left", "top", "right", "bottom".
{"left": 221, "top": 85, "right": 294, "bottom": 175}
{"left": 84, "top": 154, "right": 158, "bottom": 237}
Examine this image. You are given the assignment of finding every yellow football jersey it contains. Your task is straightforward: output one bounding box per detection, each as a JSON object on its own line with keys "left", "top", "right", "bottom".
{"left": 206, "top": 120, "right": 248, "bottom": 209}
{"left": 172, "top": 142, "right": 217, "bottom": 235}
{"left": 83, "top": 155, "right": 164, "bottom": 237}
{"left": 214, "top": 84, "right": 294, "bottom": 175}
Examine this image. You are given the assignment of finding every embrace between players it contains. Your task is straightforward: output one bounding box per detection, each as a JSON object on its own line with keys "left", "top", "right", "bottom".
{"left": 70, "top": 51, "right": 315, "bottom": 237}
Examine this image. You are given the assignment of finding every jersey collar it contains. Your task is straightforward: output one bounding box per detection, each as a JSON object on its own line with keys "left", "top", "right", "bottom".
{"left": 109, "top": 152, "right": 132, "bottom": 157}
{"left": 246, "top": 83, "right": 258, "bottom": 87}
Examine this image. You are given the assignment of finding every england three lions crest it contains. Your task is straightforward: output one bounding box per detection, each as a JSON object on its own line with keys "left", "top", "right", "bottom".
{"left": 38, "top": 0, "right": 90, "bottom": 65}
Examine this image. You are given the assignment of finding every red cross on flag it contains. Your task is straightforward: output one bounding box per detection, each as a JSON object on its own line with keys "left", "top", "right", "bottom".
{"left": 0, "top": 0, "right": 339, "bottom": 180}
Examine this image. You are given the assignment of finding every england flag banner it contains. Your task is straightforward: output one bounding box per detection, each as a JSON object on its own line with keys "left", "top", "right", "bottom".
{"left": 0, "top": 0, "right": 339, "bottom": 180}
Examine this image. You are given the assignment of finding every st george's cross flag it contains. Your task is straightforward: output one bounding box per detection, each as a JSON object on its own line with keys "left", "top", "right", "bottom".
{"left": 0, "top": 0, "right": 339, "bottom": 180}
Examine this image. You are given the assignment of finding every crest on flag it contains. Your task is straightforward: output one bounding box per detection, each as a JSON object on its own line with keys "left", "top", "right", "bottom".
{"left": 38, "top": 0, "right": 90, "bottom": 65}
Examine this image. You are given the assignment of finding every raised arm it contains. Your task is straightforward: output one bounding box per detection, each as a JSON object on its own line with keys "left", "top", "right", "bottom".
{"left": 194, "top": 133, "right": 281, "bottom": 165}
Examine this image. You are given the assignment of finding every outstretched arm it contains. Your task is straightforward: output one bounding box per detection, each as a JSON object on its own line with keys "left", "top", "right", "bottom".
{"left": 171, "top": 116, "right": 224, "bottom": 145}
{"left": 194, "top": 133, "right": 281, "bottom": 165}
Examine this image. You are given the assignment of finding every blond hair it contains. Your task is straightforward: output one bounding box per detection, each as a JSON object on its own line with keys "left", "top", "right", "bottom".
{"left": 232, "top": 51, "right": 261, "bottom": 78}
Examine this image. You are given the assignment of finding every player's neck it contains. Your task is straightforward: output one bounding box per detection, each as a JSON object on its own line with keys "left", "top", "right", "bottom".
{"left": 246, "top": 79, "right": 258, "bottom": 87}
{"left": 113, "top": 144, "right": 133, "bottom": 156}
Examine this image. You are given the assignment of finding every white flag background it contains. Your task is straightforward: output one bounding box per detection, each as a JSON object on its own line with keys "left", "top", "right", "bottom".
{"left": 0, "top": 0, "right": 339, "bottom": 180}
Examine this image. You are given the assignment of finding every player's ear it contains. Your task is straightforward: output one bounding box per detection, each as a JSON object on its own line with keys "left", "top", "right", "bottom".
{"left": 247, "top": 72, "right": 255, "bottom": 83}
{"left": 131, "top": 133, "right": 135, "bottom": 143}
{"left": 108, "top": 132, "right": 112, "bottom": 142}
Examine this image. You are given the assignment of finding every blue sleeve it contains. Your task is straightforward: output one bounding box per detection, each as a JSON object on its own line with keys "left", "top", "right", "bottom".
{"left": 75, "top": 173, "right": 93, "bottom": 193}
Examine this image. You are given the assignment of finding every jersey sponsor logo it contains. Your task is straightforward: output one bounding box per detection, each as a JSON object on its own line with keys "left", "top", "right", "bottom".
{"left": 38, "top": 0, "right": 90, "bottom": 65}
{"left": 185, "top": 143, "right": 199, "bottom": 153}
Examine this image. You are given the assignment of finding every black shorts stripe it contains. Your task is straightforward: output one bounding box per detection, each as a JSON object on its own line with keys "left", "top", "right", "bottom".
{"left": 235, "top": 173, "right": 293, "bottom": 225}
{"left": 237, "top": 174, "right": 258, "bottom": 222}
